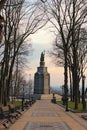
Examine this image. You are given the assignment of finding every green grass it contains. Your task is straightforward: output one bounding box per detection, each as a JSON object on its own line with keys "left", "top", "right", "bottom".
{"left": 57, "top": 100, "right": 87, "bottom": 112}
{"left": 0, "top": 101, "right": 22, "bottom": 109}
{"left": 14, "top": 101, "right": 22, "bottom": 109}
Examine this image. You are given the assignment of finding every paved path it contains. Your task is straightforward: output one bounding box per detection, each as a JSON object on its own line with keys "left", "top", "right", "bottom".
{"left": 6, "top": 98, "right": 87, "bottom": 130}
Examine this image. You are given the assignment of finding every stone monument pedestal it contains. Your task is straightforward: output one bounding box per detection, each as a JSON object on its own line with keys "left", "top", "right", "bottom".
{"left": 34, "top": 52, "right": 50, "bottom": 94}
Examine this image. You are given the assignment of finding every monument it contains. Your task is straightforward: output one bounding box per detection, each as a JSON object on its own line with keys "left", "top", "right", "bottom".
{"left": 34, "top": 52, "right": 50, "bottom": 94}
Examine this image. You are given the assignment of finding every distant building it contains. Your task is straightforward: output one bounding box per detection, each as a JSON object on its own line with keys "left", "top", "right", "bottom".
{"left": 34, "top": 52, "right": 50, "bottom": 94}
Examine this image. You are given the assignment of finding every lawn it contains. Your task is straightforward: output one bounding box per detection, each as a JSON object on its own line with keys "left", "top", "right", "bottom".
{"left": 57, "top": 100, "right": 87, "bottom": 112}
{"left": 0, "top": 101, "right": 22, "bottom": 109}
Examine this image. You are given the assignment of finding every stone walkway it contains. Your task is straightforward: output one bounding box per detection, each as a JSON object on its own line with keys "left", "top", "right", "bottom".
{"left": 4, "top": 98, "right": 87, "bottom": 130}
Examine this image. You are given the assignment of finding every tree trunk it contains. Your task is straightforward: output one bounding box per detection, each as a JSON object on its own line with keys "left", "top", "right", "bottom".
{"left": 73, "top": 50, "right": 79, "bottom": 109}
{"left": 64, "top": 48, "right": 68, "bottom": 111}
{"left": 69, "top": 67, "right": 73, "bottom": 101}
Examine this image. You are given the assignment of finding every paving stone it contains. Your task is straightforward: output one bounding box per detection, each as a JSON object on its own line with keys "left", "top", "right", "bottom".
{"left": 32, "top": 112, "right": 58, "bottom": 117}
{"left": 9, "top": 95, "right": 87, "bottom": 130}
{"left": 23, "top": 122, "right": 71, "bottom": 130}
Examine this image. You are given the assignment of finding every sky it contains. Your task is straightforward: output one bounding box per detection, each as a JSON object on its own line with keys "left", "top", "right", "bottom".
{"left": 23, "top": 0, "right": 87, "bottom": 88}
{"left": 22, "top": 0, "right": 64, "bottom": 88}
{"left": 24, "top": 26, "right": 87, "bottom": 88}
{"left": 24, "top": 26, "right": 64, "bottom": 87}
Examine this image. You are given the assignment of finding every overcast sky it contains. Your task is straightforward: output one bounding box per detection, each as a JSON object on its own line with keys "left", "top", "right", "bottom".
{"left": 23, "top": 25, "right": 64, "bottom": 87}
{"left": 23, "top": 0, "right": 87, "bottom": 88}
{"left": 24, "top": 26, "right": 87, "bottom": 88}
{"left": 17, "top": 0, "right": 64, "bottom": 88}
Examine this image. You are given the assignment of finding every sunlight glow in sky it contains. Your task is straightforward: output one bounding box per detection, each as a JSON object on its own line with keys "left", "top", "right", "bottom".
{"left": 23, "top": 27, "right": 64, "bottom": 87}
{"left": 23, "top": 0, "right": 87, "bottom": 88}
{"left": 23, "top": 0, "right": 64, "bottom": 87}
{"left": 24, "top": 27, "right": 87, "bottom": 88}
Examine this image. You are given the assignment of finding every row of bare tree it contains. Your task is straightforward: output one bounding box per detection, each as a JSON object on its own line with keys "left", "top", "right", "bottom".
{"left": 44, "top": 0, "right": 87, "bottom": 109}
{"left": 0, "top": 0, "right": 87, "bottom": 110}
{"left": 0, "top": 0, "right": 47, "bottom": 106}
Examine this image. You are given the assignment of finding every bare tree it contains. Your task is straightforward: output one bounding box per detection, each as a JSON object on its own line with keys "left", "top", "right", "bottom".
{"left": 45, "top": 0, "right": 87, "bottom": 109}
{"left": 0, "top": 0, "right": 47, "bottom": 105}
{"left": 11, "top": 70, "right": 26, "bottom": 100}
{"left": 0, "top": 0, "right": 7, "bottom": 104}
{"left": 0, "top": 0, "right": 6, "bottom": 43}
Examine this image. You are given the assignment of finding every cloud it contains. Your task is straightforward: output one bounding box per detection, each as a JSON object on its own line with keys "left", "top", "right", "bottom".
{"left": 31, "top": 28, "right": 55, "bottom": 45}
{"left": 24, "top": 22, "right": 64, "bottom": 86}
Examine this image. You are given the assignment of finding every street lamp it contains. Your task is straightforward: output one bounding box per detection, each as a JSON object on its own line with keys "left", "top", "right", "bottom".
{"left": 82, "top": 75, "right": 86, "bottom": 110}
{"left": 21, "top": 82, "right": 25, "bottom": 111}
{"left": 29, "top": 74, "right": 32, "bottom": 100}
{"left": 64, "top": 85, "right": 69, "bottom": 111}
{"left": 65, "top": 93, "right": 69, "bottom": 111}
{"left": 12, "top": 85, "right": 14, "bottom": 103}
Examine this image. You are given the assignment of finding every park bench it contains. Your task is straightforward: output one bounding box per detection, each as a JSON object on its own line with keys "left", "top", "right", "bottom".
{"left": 8, "top": 104, "right": 22, "bottom": 116}
{"left": 23, "top": 99, "right": 35, "bottom": 109}
{"left": 0, "top": 106, "right": 14, "bottom": 128}
{"left": 81, "top": 115, "right": 87, "bottom": 120}
{"left": 1, "top": 106, "right": 18, "bottom": 123}
{"left": 21, "top": 100, "right": 31, "bottom": 111}
{"left": 23, "top": 101, "right": 30, "bottom": 109}
{"left": 0, "top": 118, "right": 9, "bottom": 128}
{"left": 21, "top": 99, "right": 35, "bottom": 111}
{"left": 28, "top": 98, "right": 36, "bottom": 106}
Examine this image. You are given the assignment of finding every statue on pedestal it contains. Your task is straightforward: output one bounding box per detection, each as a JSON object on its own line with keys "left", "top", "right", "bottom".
{"left": 40, "top": 51, "right": 45, "bottom": 62}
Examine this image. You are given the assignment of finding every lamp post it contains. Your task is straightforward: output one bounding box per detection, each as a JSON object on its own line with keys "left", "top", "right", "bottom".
{"left": 29, "top": 74, "right": 32, "bottom": 100}
{"left": 64, "top": 84, "right": 69, "bottom": 111}
{"left": 21, "top": 83, "right": 25, "bottom": 111}
{"left": 12, "top": 85, "right": 14, "bottom": 103}
{"left": 82, "top": 75, "right": 86, "bottom": 110}
{"left": 65, "top": 91, "right": 69, "bottom": 111}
